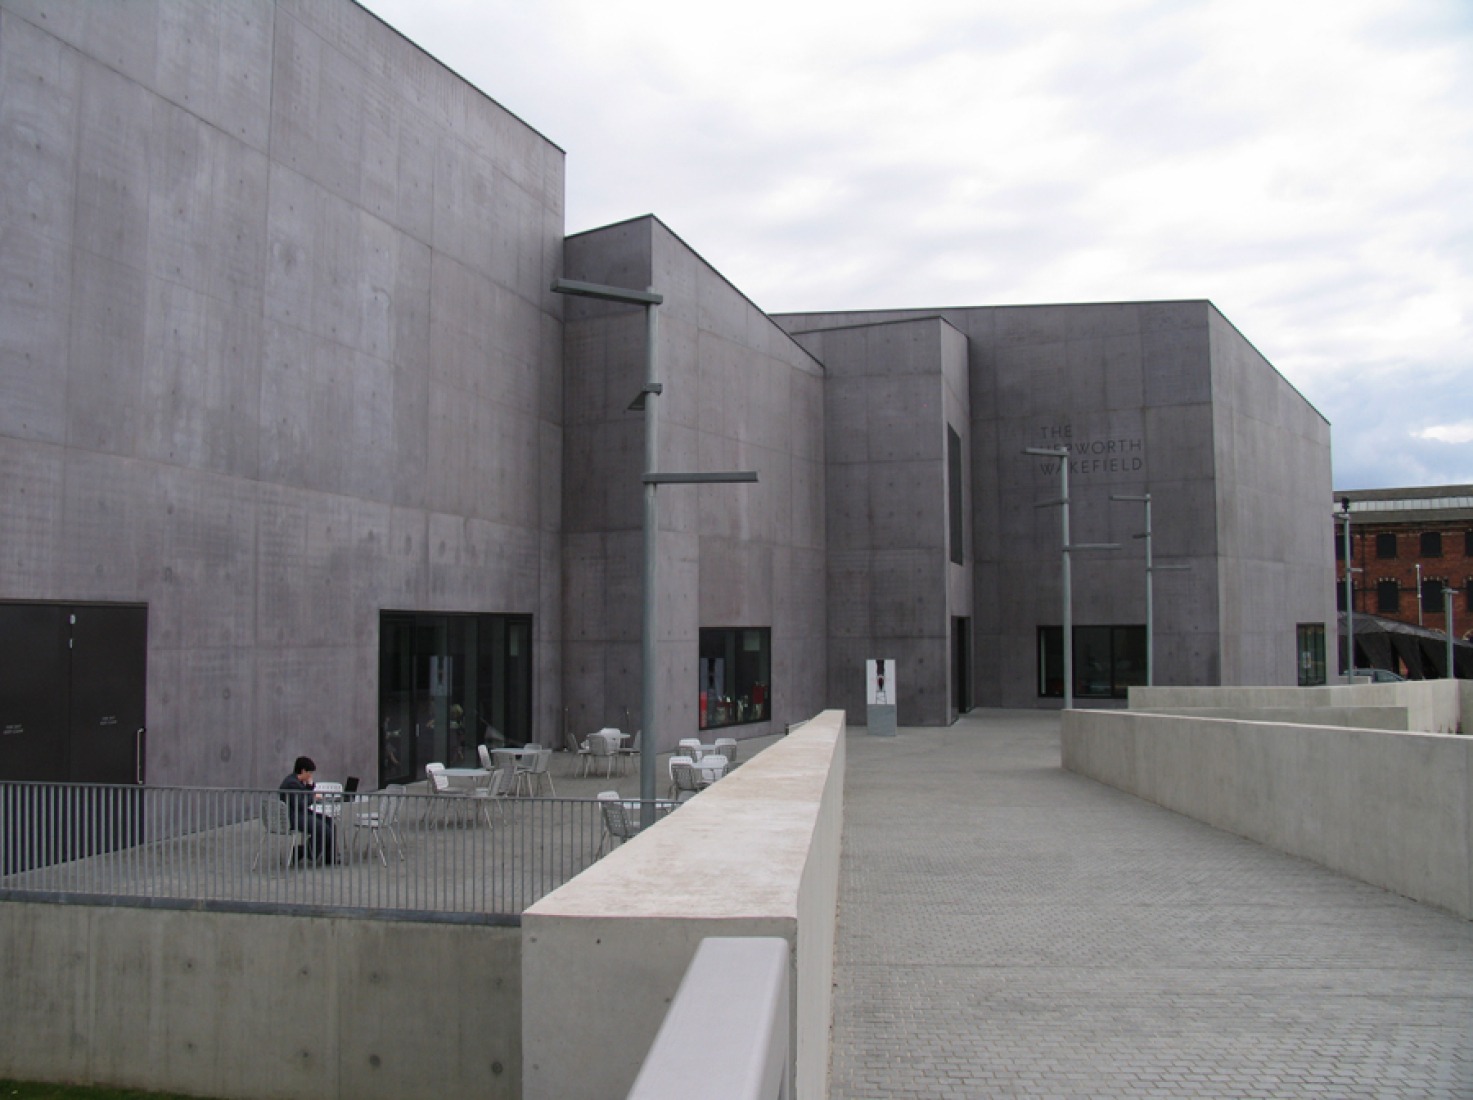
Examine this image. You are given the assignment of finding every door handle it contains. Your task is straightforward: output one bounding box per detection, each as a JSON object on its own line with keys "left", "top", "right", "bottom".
{"left": 135, "top": 727, "right": 147, "bottom": 785}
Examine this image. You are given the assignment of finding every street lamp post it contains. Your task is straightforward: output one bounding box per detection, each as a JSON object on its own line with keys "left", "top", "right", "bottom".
{"left": 1110, "top": 492, "right": 1189, "bottom": 687}
{"left": 1338, "top": 497, "right": 1356, "bottom": 679}
{"left": 1416, "top": 563, "right": 1424, "bottom": 626}
{"left": 1025, "top": 447, "right": 1119, "bottom": 709}
{"left": 1444, "top": 586, "right": 1457, "bottom": 679}
{"left": 552, "top": 278, "right": 756, "bottom": 825}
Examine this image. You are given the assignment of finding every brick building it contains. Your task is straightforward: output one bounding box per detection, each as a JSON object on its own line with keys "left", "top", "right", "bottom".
{"left": 1334, "top": 486, "right": 1473, "bottom": 673}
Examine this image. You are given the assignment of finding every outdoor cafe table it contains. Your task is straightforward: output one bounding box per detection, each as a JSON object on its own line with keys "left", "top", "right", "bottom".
{"left": 441, "top": 766, "right": 489, "bottom": 790}
{"left": 490, "top": 746, "right": 541, "bottom": 767}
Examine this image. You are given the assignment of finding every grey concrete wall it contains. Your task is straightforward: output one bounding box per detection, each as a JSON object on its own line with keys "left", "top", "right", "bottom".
{"left": 778, "top": 301, "right": 1333, "bottom": 711}
{"left": 560, "top": 218, "right": 826, "bottom": 752}
{"left": 0, "top": 903, "right": 521, "bottom": 1099}
{"left": 1133, "top": 705, "right": 1412, "bottom": 729}
{"left": 522, "top": 710, "right": 846, "bottom": 1100}
{"left": 1062, "top": 709, "right": 1473, "bottom": 918}
{"left": 0, "top": 0, "right": 566, "bottom": 785}
{"left": 1132, "top": 678, "right": 1468, "bottom": 736}
{"left": 1207, "top": 310, "right": 1336, "bottom": 686}
{"left": 788, "top": 317, "right": 966, "bottom": 726}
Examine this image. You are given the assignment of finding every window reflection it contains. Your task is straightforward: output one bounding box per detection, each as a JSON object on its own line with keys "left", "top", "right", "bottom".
{"left": 698, "top": 627, "right": 771, "bottom": 729}
{"left": 1036, "top": 625, "right": 1146, "bottom": 699}
{"left": 379, "top": 612, "right": 532, "bottom": 785}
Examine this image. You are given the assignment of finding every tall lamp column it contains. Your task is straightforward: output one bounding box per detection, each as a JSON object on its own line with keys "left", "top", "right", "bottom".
{"left": 552, "top": 277, "right": 756, "bottom": 825}
{"left": 1025, "top": 447, "right": 1118, "bottom": 709}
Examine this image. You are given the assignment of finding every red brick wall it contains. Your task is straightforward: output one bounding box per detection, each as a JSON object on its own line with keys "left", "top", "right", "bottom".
{"left": 1336, "top": 520, "right": 1473, "bottom": 639}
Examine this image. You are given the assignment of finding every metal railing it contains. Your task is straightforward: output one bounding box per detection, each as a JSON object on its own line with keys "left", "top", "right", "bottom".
{"left": 0, "top": 781, "right": 642, "bottom": 921}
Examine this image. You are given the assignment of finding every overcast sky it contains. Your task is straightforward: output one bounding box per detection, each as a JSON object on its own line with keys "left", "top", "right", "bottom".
{"left": 360, "top": 0, "right": 1472, "bottom": 491}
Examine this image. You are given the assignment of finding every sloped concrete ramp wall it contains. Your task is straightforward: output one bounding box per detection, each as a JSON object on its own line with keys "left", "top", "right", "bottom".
{"left": 1063, "top": 710, "right": 1473, "bottom": 918}
{"left": 1130, "top": 679, "right": 1469, "bottom": 736}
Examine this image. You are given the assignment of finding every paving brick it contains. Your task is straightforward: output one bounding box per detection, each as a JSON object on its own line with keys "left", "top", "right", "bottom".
{"left": 830, "top": 711, "right": 1473, "bottom": 1099}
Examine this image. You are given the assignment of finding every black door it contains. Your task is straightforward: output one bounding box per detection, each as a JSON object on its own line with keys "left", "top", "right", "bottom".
{"left": 952, "top": 616, "right": 972, "bottom": 715}
{"left": 0, "top": 604, "right": 70, "bottom": 781}
{"left": 69, "top": 605, "right": 148, "bottom": 785}
{"left": 0, "top": 603, "right": 147, "bottom": 871}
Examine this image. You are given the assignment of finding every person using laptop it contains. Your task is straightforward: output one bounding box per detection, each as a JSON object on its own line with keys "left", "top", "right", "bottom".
{"left": 278, "top": 756, "right": 337, "bottom": 864}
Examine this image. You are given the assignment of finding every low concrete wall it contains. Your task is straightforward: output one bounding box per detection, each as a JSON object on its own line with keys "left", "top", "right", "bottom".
{"left": 1133, "top": 706, "right": 1411, "bottom": 730}
{"left": 1130, "top": 678, "right": 1469, "bottom": 736}
{"left": 0, "top": 904, "right": 521, "bottom": 1099}
{"left": 1062, "top": 710, "right": 1473, "bottom": 918}
{"left": 522, "top": 710, "right": 846, "bottom": 1100}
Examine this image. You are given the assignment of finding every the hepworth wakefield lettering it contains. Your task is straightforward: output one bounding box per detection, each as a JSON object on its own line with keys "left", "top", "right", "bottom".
{"left": 1032, "top": 423, "right": 1145, "bottom": 475}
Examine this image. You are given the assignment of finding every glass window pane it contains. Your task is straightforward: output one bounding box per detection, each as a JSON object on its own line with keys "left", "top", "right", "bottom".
{"left": 378, "top": 612, "right": 533, "bottom": 786}
{"left": 1377, "top": 580, "right": 1399, "bottom": 613}
{"left": 1111, "top": 626, "right": 1147, "bottom": 695}
{"left": 1074, "top": 626, "right": 1112, "bottom": 698}
{"left": 698, "top": 627, "right": 770, "bottom": 729}
{"left": 1037, "top": 627, "right": 1063, "bottom": 697}
{"left": 1297, "top": 623, "right": 1326, "bottom": 686}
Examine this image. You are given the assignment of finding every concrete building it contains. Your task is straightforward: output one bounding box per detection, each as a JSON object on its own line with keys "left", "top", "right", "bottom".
{"left": 0, "top": 0, "right": 1335, "bottom": 790}
{"left": 778, "top": 304, "right": 1335, "bottom": 713}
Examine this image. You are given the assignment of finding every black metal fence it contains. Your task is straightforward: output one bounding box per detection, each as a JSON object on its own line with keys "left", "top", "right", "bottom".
{"left": 0, "top": 782, "right": 634, "bottom": 921}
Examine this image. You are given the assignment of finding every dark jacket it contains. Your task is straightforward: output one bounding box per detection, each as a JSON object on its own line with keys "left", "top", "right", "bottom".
{"left": 278, "top": 774, "right": 315, "bottom": 830}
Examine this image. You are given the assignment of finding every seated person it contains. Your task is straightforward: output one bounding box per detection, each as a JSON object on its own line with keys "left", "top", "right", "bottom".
{"left": 278, "top": 755, "right": 336, "bottom": 864}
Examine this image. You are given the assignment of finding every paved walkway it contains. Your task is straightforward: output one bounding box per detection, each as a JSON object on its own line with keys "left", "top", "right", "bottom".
{"left": 830, "top": 710, "right": 1473, "bottom": 1099}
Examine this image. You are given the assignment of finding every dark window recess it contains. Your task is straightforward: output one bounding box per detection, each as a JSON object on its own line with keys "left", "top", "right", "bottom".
{"left": 1465, "top": 529, "right": 1473, "bottom": 557}
{"left": 1336, "top": 584, "right": 1348, "bottom": 612}
{"left": 1376, "top": 580, "right": 1400, "bottom": 614}
{"left": 698, "top": 628, "right": 771, "bottom": 730}
{"left": 1421, "top": 531, "right": 1443, "bottom": 558}
{"left": 1036, "top": 625, "right": 1146, "bottom": 699}
{"left": 1297, "top": 623, "right": 1326, "bottom": 686}
{"left": 1423, "top": 579, "right": 1445, "bottom": 612}
{"left": 947, "top": 425, "right": 964, "bottom": 566}
{"left": 1375, "top": 532, "right": 1397, "bottom": 559}
{"left": 378, "top": 611, "right": 532, "bottom": 787}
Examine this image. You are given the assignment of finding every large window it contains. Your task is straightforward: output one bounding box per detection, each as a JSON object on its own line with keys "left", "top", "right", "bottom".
{"left": 1037, "top": 625, "right": 1146, "bottom": 699}
{"left": 1375, "top": 532, "right": 1397, "bottom": 559}
{"left": 378, "top": 612, "right": 532, "bottom": 786}
{"left": 698, "top": 628, "right": 771, "bottom": 729}
{"left": 1421, "top": 531, "right": 1443, "bottom": 558}
{"left": 947, "top": 425, "right": 964, "bottom": 566}
{"left": 1376, "top": 579, "right": 1400, "bottom": 614}
{"left": 1297, "top": 623, "right": 1326, "bottom": 686}
{"left": 1423, "top": 577, "right": 1445, "bottom": 614}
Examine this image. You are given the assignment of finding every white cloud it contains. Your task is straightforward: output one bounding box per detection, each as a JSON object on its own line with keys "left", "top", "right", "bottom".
{"left": 1415, "top": 423, "right": 1473, "bottom": 445}
{"left": 361, "top": 0, "right": 1473, "bottom": 490}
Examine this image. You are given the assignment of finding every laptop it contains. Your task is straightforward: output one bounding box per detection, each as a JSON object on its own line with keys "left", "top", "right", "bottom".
{"left": 343, "top": 776, "right": 360, "bottom": 801}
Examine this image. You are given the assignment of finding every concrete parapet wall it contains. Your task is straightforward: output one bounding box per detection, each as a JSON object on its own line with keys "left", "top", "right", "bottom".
{"left": 1062, "top": 710, "right": 1473, "bottom": 918}
{"left": 1133, "top": 706, "right": 1411, "bottom": 730}
{"left": 0, "top": 904, "right": 521, "bottom": 1099}
{"left": 1131, "top": 679, "right": 1468, "bottom": 736}
{"left": 521, "top": 710, "right": 846, "bottom": 1100}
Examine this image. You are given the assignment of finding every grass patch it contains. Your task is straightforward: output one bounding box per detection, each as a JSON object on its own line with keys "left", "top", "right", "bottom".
{"left": 0, "top": 1084, "right": 206, "bottom": 1100}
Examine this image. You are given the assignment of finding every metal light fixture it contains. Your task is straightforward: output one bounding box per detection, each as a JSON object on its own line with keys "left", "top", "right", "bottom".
{"left": 1024, "top": 447, "right": 1119, "bottom": 709}
{"left": 1110, "top": 491, "right": 1189, "bottom": 687}
{"left": 553, "top": 276, "right": 756, "bottom": 823}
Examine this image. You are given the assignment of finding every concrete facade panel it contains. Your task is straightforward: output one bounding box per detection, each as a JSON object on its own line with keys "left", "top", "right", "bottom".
{"left": 0, "top": 223, "right": 72, "bottom": 444}
{"left": 0, "top": 436, "right": 64, "bottom": 594}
